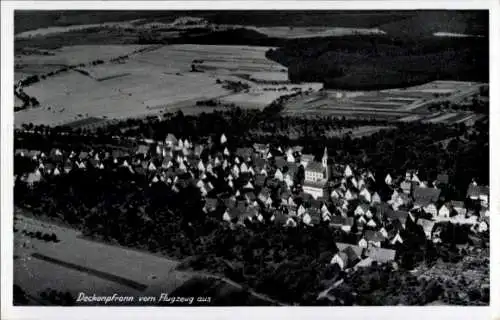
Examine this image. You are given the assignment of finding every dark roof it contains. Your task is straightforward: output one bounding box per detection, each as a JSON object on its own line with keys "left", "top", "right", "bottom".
{"left": 364, "top": 230, "right": 385, "bottom": 243}
{"left": 436, "top": 174, "right": 449, "bottom": 184}
{"left": 254, "top": 158, "right": 267, "bottom": 170}
{"left": 245, "top": 191, "right": 256, "bottom": 201}
{"left": 223, "top": 197, "right": 236, "bottom": 209}
{"left": 236, "top": 148, "right": 253, "bottom": 159}
{"left": 284, "top": 162, "right": 298, "bottom": 177}
{"left": 274, "top": 214, "right": 288, "bottom": 225}
{"left": 306, "top": 161, "right": 324, "bottom": 173}
{"left": 255, "top": 174, "right": 266, "bottom": 187}
{"left": 228, "top": 207, "right": 244, "bottom": 220}
{"left": 342, "top": 246, "right": 361, "bottom": 265}
{"left": 205, "top": 198, "right": 218, "bottom": 211}
{"left": 275, "top": 157, "right": 287, "bottom": 169}
{"left": 310, "top": 199, "right": 322, "bottom": 209}
{"left": 467, "top": 184, "right": 489, "bottom": 198}
{"left": 336, "top": 242, "right": 363, "bottom": 257}
{"left": 79, "top": 151, "right": 89, "bottom": 160}
{"left": 413, "top": 187, "right": 441, "bottom": 204}
{"left": 386, "top": 210, "right": 408, "bottom": 225}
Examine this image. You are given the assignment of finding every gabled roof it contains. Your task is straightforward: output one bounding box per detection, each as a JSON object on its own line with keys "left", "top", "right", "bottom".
{"left": 336, "top": 242, "right": 363, "bottom": 257}
{"left": 306, "top": 161, "right": 324, "bottom": 173}
{"left": 274, "top": 214, "right": 289, "bottom": 225}
{"left": 413, "top": 187, "right": 441, "bottom": 204}
{"left": 417, "top": 219, "right": 436, "bottom": 234}
{"left": 254, "top": 174, "right": 266, "bottom": 187}
{"left": 310, "top": 199, "right": 322, "bottom": 209}
{"left": 364, "top": 230, "right": 385, "bottom": 243}
{"left": 342, "top": 246, "right": 361, "bottom": 266}
{"left": 386, "top": 210, "right": 408, "bottom": 225}
{"left": 165, "top": 133, "right": 178, "bottom": 143}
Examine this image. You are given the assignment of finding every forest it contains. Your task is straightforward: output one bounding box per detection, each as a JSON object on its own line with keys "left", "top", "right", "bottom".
{"left": 265, "top": 35, "right": 489, "bottom": 90}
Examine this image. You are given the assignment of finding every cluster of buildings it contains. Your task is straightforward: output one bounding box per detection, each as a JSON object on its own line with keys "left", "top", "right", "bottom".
{"left": 15, "top": 132, "right": 490, "bottom": 269}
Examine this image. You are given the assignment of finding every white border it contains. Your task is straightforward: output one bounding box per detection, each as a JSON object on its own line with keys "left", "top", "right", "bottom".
{"left": 1, "top": 1, "right": 497, "bottom": 320}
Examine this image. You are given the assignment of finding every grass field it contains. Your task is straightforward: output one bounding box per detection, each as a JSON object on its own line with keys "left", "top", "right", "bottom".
{"left": 14, "top": 212, "right": 280, "bottom": 306}
{"left": 15, "top": 44, "right": 323, "bottom": 127}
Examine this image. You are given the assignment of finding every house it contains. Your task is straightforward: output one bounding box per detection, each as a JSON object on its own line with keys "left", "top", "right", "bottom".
{"left": 363, "top": 230, "right": 385, "bottom": 247}
{"left": 413, "top": 187, "right": 441, "bottom": 207}
{"left": 423, "top": 203, "right": 438, "bottom": 216}
{"left": 330, "top": 252, "right": 348, "bottom": 270}
{"left": 385, "top": 174, "right": 393, "bottom": 185}
{"left": 305, "top": 161, "right": 327, "bottom": 183}
{"left": 371, "top": 192, "right": 381, "bottom": 204}
{"left": 354, "top": 204, "right": 370, "bottom": 216}
{"left": 390, "top": 231, "right": 404, "bottom": 245}
{"left": 400, "top": 181, "right": 412, "bottom": 194}
{"left": 359, "top": 188, "right": 371, "bottom": 203}
{"left": 385, "top": 210, "right": 408, "bottom": 227}
{"left": 344, "top": 165, "right": 353, "bottom": 177}
{"left": 302, "top": 180, "right": 326, "bottom": 199}
{"left": 466, "top": 183, "right": 489, "bottom": 206}
{"left": 417, "top": 219, "right": 436, "bottom": 239}
{"left": 300, "top": 154, "right": 315, "bottom": 168}
{"left": 438, "top": 203, "right": 453, "bottom": 218}
{"left": 136, "top": 145, "right": 150, "bottom": 157}
{"left": 26, "top": 171, "right": 42, "bottom": 187}
{"left": 451, "top": 201, "right": 466, "bottom": 215}
{"left": 365, "top": 247, "right": 396, "bottom": 264}
{"left": 435, "top": 173, "right": 449, "bottom": 186}
{"left": 336, "top": 243, "right": 363, "bottom": 258}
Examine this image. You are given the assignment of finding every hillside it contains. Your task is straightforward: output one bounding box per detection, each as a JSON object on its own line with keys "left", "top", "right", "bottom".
{"left": 266, "top": 35, "right": 489, "bottom": 90}
{"left": 378, "top": 10, "right": 488, "bottom": 37}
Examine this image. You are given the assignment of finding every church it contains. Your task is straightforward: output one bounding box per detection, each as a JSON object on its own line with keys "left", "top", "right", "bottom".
{"left": 302, "top": 147, "right": 329, "bottom": 199}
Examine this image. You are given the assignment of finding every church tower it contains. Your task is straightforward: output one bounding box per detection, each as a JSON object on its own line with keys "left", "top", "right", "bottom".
{"left": 322, "top": 147, "right": 328, "bottom": 180}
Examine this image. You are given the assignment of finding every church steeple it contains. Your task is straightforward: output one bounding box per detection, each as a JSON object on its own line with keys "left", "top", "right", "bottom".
{"left": 322, "top": 147, "right": 328, "bottom": 180}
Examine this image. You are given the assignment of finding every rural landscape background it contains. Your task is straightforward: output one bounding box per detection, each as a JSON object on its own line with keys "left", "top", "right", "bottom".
{"left": 13, "top": 10, "right": 489, "bottom": 306}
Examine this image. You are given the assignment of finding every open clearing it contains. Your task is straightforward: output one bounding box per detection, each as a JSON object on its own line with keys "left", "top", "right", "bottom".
{"left": 15, "top": 44, "right": 322, "bottom": 127}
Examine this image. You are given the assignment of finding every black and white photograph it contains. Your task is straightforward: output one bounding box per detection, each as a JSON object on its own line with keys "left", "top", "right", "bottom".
{"left": 0, "top": 1, "right": 497, "bottom": 319}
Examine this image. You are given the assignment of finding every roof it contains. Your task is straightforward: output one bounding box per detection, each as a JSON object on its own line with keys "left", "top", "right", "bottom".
{"left": 301, "top": 154, "right": 315, "bottom": 161}
{"left": 336, "top": 242, "right": 363, "bottom": 257}
{"left": 275, "top": 157, "right": 287, "bottom": 169}
{"left": 342, "top": 246, "right": 361, "bottom": 266}
{"left": 254, "top": 174, "right": 266, "bottom": 187}
{"left": 165, "top": 133, "right": 178, "bottom": 143}
{"left": 417, "top": 219, "right": 436, "bottom": 234}
{"left": 236, "top": 148, "right": 253, "bottom": 159}
{"left": 364, "top": 230, "right": 385, "bottom": 243}
{"left": 436, "top": 174, "right": 449, "bottom": 184}
{"left": 136, "top": 145, "right": 150, "bottom": 155}
{"left": 306, "top": 161, "right": 324, "bottom": 173}
{"left": 310, "top": 199, "right": 322, "bottom": 209}
{"left": 274, "top": 214, "right": 289, "bottom": 225}
{"left": 468, "top": 184, "right": 489, "bottom": 197}
{"left": 386, "top": 210, "right": 408, "bottom": 225}
{"left": 205, "top": 198, "right": 218, "bottom": 211}
{"left": 303, "top": 180, "right": 327, "bottom": 189}
{"left": 413, "top": 187, "right": 441, "bottom": 203}
{"left": 365, "top": 247, "right": 396, "bottom": 263}
{"left": 451, "top": 200, "right": 465, "bottom": 208}
{"left": 400, "top": 181, "right": 412, "bottom": 190}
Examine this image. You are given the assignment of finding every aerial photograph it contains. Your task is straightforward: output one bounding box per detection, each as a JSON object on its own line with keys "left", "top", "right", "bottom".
{"left": 12, "top": 10, "right": 489, "bottom": 306}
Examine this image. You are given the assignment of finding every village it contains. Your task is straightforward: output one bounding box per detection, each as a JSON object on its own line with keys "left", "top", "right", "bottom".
{"left": 14, "top": 129, "right": 490, "bottom": 273}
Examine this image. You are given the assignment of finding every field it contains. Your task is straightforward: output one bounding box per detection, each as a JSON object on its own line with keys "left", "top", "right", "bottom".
{"left": 249, "top": 26, "right": 386, "bottom": 39}
{"left": 15, "top": 44, "right": 322, "bottom": 127}
{"left": 283, "top": 80, "right": 486, "bottom": 124}
{"left": 14, "top": 212, "right": 278, "bottom": 305}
